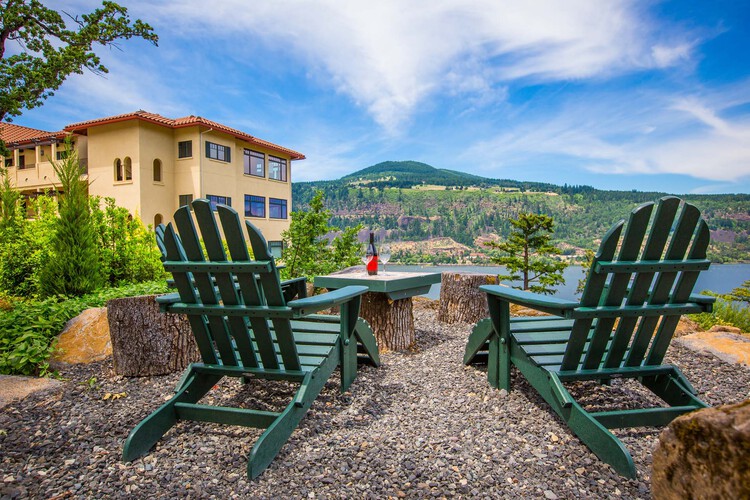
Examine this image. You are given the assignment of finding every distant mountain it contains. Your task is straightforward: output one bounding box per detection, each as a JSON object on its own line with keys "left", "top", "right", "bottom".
{"left": 339, "top": 160, "right": 558, "bottom": 192}
{"left": 292, "top": 161, "right": 750, "bottom": 264}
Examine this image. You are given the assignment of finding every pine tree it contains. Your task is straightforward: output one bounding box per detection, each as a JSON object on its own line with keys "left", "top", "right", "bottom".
{"left": 485, "top": 212, "right": 567, "bottom": 294}
{"left": 39, "top": 143, "right": 103, "bottom": 297}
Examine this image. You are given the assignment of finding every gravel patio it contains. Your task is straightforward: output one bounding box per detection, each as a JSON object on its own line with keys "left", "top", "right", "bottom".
{"left": 1, "top": 303, "right": 748, "bottom": 499}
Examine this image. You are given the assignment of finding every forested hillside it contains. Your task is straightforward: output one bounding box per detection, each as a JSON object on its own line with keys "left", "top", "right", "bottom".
{"left": 293, "top": 161, "right": 750, "bottom": 263}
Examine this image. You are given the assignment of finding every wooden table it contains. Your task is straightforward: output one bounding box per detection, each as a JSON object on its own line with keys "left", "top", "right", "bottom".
{"left": 314, "top": 269, "right": 441, "bottom": 351}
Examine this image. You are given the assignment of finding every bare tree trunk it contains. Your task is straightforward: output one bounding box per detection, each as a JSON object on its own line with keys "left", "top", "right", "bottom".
{"left": 359, "top": 292, "right": 414, "bottom": 351}
{"left": 107, "top": 295, "right": 200, "bottom": 376}
{"left": 437, "top": 272, "right": 500, "bottom": 324}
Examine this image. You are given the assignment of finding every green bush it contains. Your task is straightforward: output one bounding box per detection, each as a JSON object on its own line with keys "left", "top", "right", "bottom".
{"left": 90, "top": 197, "right": 165, "bottom": 286}
{"left": 690, "top": 281, "right": 750, "bottom": 334}
{"left": 0, "top": 281, "right": 169, "bottom": 376}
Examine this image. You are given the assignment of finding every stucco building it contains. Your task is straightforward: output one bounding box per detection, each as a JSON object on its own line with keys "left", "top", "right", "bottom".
{"left": 1, "top": 111, "right": 305, "bottom": 254}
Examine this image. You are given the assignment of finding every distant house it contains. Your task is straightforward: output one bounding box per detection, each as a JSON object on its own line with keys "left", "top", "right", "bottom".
{"left": 0, "top": 111, "right": 305, "bottom": 255}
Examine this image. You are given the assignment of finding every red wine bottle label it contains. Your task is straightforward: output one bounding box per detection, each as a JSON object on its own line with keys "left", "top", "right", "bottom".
{"left": 367, "top": 255, "right": 378, "bottom": 274}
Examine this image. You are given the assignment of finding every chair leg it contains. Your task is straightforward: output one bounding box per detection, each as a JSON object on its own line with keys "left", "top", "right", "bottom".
{"left": 122, "top": 368, "right": 221, "bottom": 462}
{"left": 247, "top": 400, "right": 309, "bottom": 479}
{"left": 486, "top": 298, "right": 511, "bottom": 391}
{"left": 340, "top": 335, "right": 357, "bottom": 392}
{"left": 563, "top": 400, "right": 637, "bottom": 479}
{"left": 247, "top": 352, "right": 339, "bottom": 479}
{"left": 354, "top": 318, "right": 380, "bottom": 367}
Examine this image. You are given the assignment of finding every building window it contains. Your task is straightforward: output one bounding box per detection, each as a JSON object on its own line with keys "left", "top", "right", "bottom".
{"left": 244, "top": 195, "right": 265, "bottom": 218}
{"left": 244, "top": 149, "right": 265, "bottom": 177}
{"left": 4, "top": 157, "right": 12, "bottom": 168}
{"left": 56, "top": 150, "right": 69, "bottom": 161}
{"left": 207, "top": 194, "right": 231, "bottom": 211}
{"left": 269, "top": 156, "right": 287, "bottom": 181}
{"left": 268, "top": 241, "right": 283, "bottom": 259}
{"left": 153, "top": 159, "right": 162, "bottom": 182}
{"left": 178, "top": 140, "right": 192, "bottom": 158}
{"left": 114, "top": 158, "right": 123, "bottom": 181}
{"left": 179, "top": 194, "right": 193, "bottom": 208}
{"left": 269, "top": 198, "right": 287, "bottom": 219}
{"left": 154, "top": 214, "right": 163, "bottom": 227}
{"left": 18, "top": 155, "right": 25, "bottom": 169}
{"left": 123, "top": 157, "right": 133, "bottom": 181}
{"left": 206, "top": 141, "right": 231, "bottom": 162}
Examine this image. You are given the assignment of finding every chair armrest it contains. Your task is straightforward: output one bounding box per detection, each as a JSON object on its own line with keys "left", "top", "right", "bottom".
{"left": 155, "top": 293, "right": 181, "bottom": 312}
{"left": 479, "top": 284, "right": 579, "bottom": 317}
{"left": 288, "top": 285, "right": 369, "bottom": 316}
{"left": 689, "top": 293, "right": 716, "bottom": 306}
{"left": 281, "top": 276, "right": 308, "bottom": 301}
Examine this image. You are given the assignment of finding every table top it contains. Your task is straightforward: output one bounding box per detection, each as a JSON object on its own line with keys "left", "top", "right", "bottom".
{"left": 314, "top": 269, "right": 441, "bottom": 298}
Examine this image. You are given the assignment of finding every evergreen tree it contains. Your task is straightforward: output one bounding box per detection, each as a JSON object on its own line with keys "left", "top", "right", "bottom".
{"left": 485, "top": 212, "right": 567, "bottom": 294}
{"left": 39, "top": 143, "right": 103, "bottom": 296}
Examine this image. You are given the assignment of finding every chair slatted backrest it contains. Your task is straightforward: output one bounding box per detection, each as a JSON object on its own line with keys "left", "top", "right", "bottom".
{"left": 162, "top": 199, "right": 301, "bottom": 371}
{"left": 560, "top": 196, "right": 710, "bottom": 371}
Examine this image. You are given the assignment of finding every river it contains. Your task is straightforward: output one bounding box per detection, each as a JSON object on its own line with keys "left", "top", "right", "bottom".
{"left": 386, "top": 263, "right": 750, "bottom": 301}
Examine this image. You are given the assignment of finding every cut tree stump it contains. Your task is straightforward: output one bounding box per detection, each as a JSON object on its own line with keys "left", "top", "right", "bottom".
{"left": 359, "top": 292, "right": 414, "bottom": 351}
{"left": 437, "top": 272, "right": 500, "bottom": 324}
{"left": 107, "top": 294, "right": 200, "bottom": 377}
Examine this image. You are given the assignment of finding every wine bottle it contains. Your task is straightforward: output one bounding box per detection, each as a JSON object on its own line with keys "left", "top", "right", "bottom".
{"left": 366, "top": 232, "right": 378, "bottom": 275}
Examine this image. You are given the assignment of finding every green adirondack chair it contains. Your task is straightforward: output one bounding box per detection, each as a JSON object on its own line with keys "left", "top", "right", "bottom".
{"left": 155, "top": 222, "right": 308, "bottom": 303}
{"left": 463, "top": 196, "right": 715, "bottom": 478}
{"left": 123, "top": 199, "right": 380, "bottom": 479}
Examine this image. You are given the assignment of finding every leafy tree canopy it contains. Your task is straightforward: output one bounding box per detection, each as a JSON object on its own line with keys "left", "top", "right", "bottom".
{"left": 0, "top": 0, "right": 158, "bottom": 125}
{"left": 485, "top": 212, "right": 567, "bottom": 294}
{"left": 281, "top": 190, "right": 362, "bottom": 282}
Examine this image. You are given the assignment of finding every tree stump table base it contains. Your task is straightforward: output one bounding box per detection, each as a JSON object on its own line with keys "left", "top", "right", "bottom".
{"left": 359, "top": 292, "right": 415, "bottom": 352}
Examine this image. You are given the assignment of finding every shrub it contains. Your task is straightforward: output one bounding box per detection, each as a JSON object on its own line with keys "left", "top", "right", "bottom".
{"left": 38, "top": 147, "right": 104, "bottom": 297}
{"left": 692, "top": 298, "right": 750, "bottom": 333}
{"left": 0, "top": 280, "right": 169, "bottom": 376}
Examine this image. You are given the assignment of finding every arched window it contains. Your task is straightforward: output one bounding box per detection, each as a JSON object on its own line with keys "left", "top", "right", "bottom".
{"left": 114, "top": 158, "right": 123, "bottom": 181}
{"left": 154, "top": 213, "right": 163, "bottom": 227}
{"left": 124, "top": 157, "right": 132, "bottom": 181}
{"left": 153, "top": 159, "right": 162, "bottom": 182}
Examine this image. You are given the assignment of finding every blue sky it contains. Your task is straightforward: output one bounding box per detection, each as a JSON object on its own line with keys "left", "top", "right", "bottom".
{"left": 13, "top": 0, "right": 750, "bottom": 193}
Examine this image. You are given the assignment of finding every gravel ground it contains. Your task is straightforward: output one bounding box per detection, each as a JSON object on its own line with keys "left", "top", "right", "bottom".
{"left": 1, "top": 304, "right": 749, "bottom": 499}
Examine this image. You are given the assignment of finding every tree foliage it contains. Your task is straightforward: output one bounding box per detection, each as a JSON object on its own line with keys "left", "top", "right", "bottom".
{"left": 38, "top": 144, "right": 103, "bottom": 297}
{"left": 485, "top": 212, "right": 567, "bottom": 294}
{"left": 280, "top": 190, "right": 362, "bottom": 282}
{"left": 0, "top": 0, "right": 158, "bottom": 126}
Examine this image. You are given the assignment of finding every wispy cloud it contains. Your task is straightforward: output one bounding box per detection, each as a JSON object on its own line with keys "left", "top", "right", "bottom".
{"left": 136, "top": 0, "right": 693, "bottom": 132}
{"left": 464, "top": 84, "right": 750, "bottom": 184}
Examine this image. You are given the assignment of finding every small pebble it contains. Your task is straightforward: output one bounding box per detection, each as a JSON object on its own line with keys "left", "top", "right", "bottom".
{"left": 0, "top": 305, "right": 745, "bottom": 498}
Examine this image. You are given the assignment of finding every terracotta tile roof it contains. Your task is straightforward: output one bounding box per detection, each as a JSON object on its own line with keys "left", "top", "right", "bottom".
{"left": 65, "top": 110, "right": 305, "bottom": 160}
{"left": 0, "top": 123, "right": 65, "bottom": 145}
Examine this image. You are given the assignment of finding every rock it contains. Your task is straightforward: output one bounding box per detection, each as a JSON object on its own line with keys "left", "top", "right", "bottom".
{"left": 674, "top": 317, "right": 701, "bottom": 337}
{"left": 51, "top": 308, "right": 111, "bottom": 365}
{"left": 676, "top": 331, "right": 750, "bottom": 366}
{"left": 652, "top": 399, "right": 750, "bottom": 500}
{"left": 708, "top": 324, "right": 743, "bottom": 334}
{"left": 0, "top": 375, "right": 62, "bottom": 409}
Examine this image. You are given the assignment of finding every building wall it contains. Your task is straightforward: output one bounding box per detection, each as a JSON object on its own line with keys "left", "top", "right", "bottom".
{"left": 86, "top": 120, "right": 142, "bottom": 216}
{"left": 4, "top": 118, "right": 296, "bottom": 246}
{"left": 4, "top": 136, "right": 88, "bottom": 195}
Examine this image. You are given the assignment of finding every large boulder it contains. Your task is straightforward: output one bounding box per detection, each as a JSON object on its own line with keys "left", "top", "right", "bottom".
{"left": 652, "top": 399, "right": 750, "bottom": 500}
{"left": 50, "top": 307, "right": 111, "bottom": 365}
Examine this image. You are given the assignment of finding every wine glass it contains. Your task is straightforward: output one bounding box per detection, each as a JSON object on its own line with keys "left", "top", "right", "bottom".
{"left": 379, "top": 244, "right": 391, "bottom": 276}
{"left": 362, "top": 250, "right": 373, "bottom": 271}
